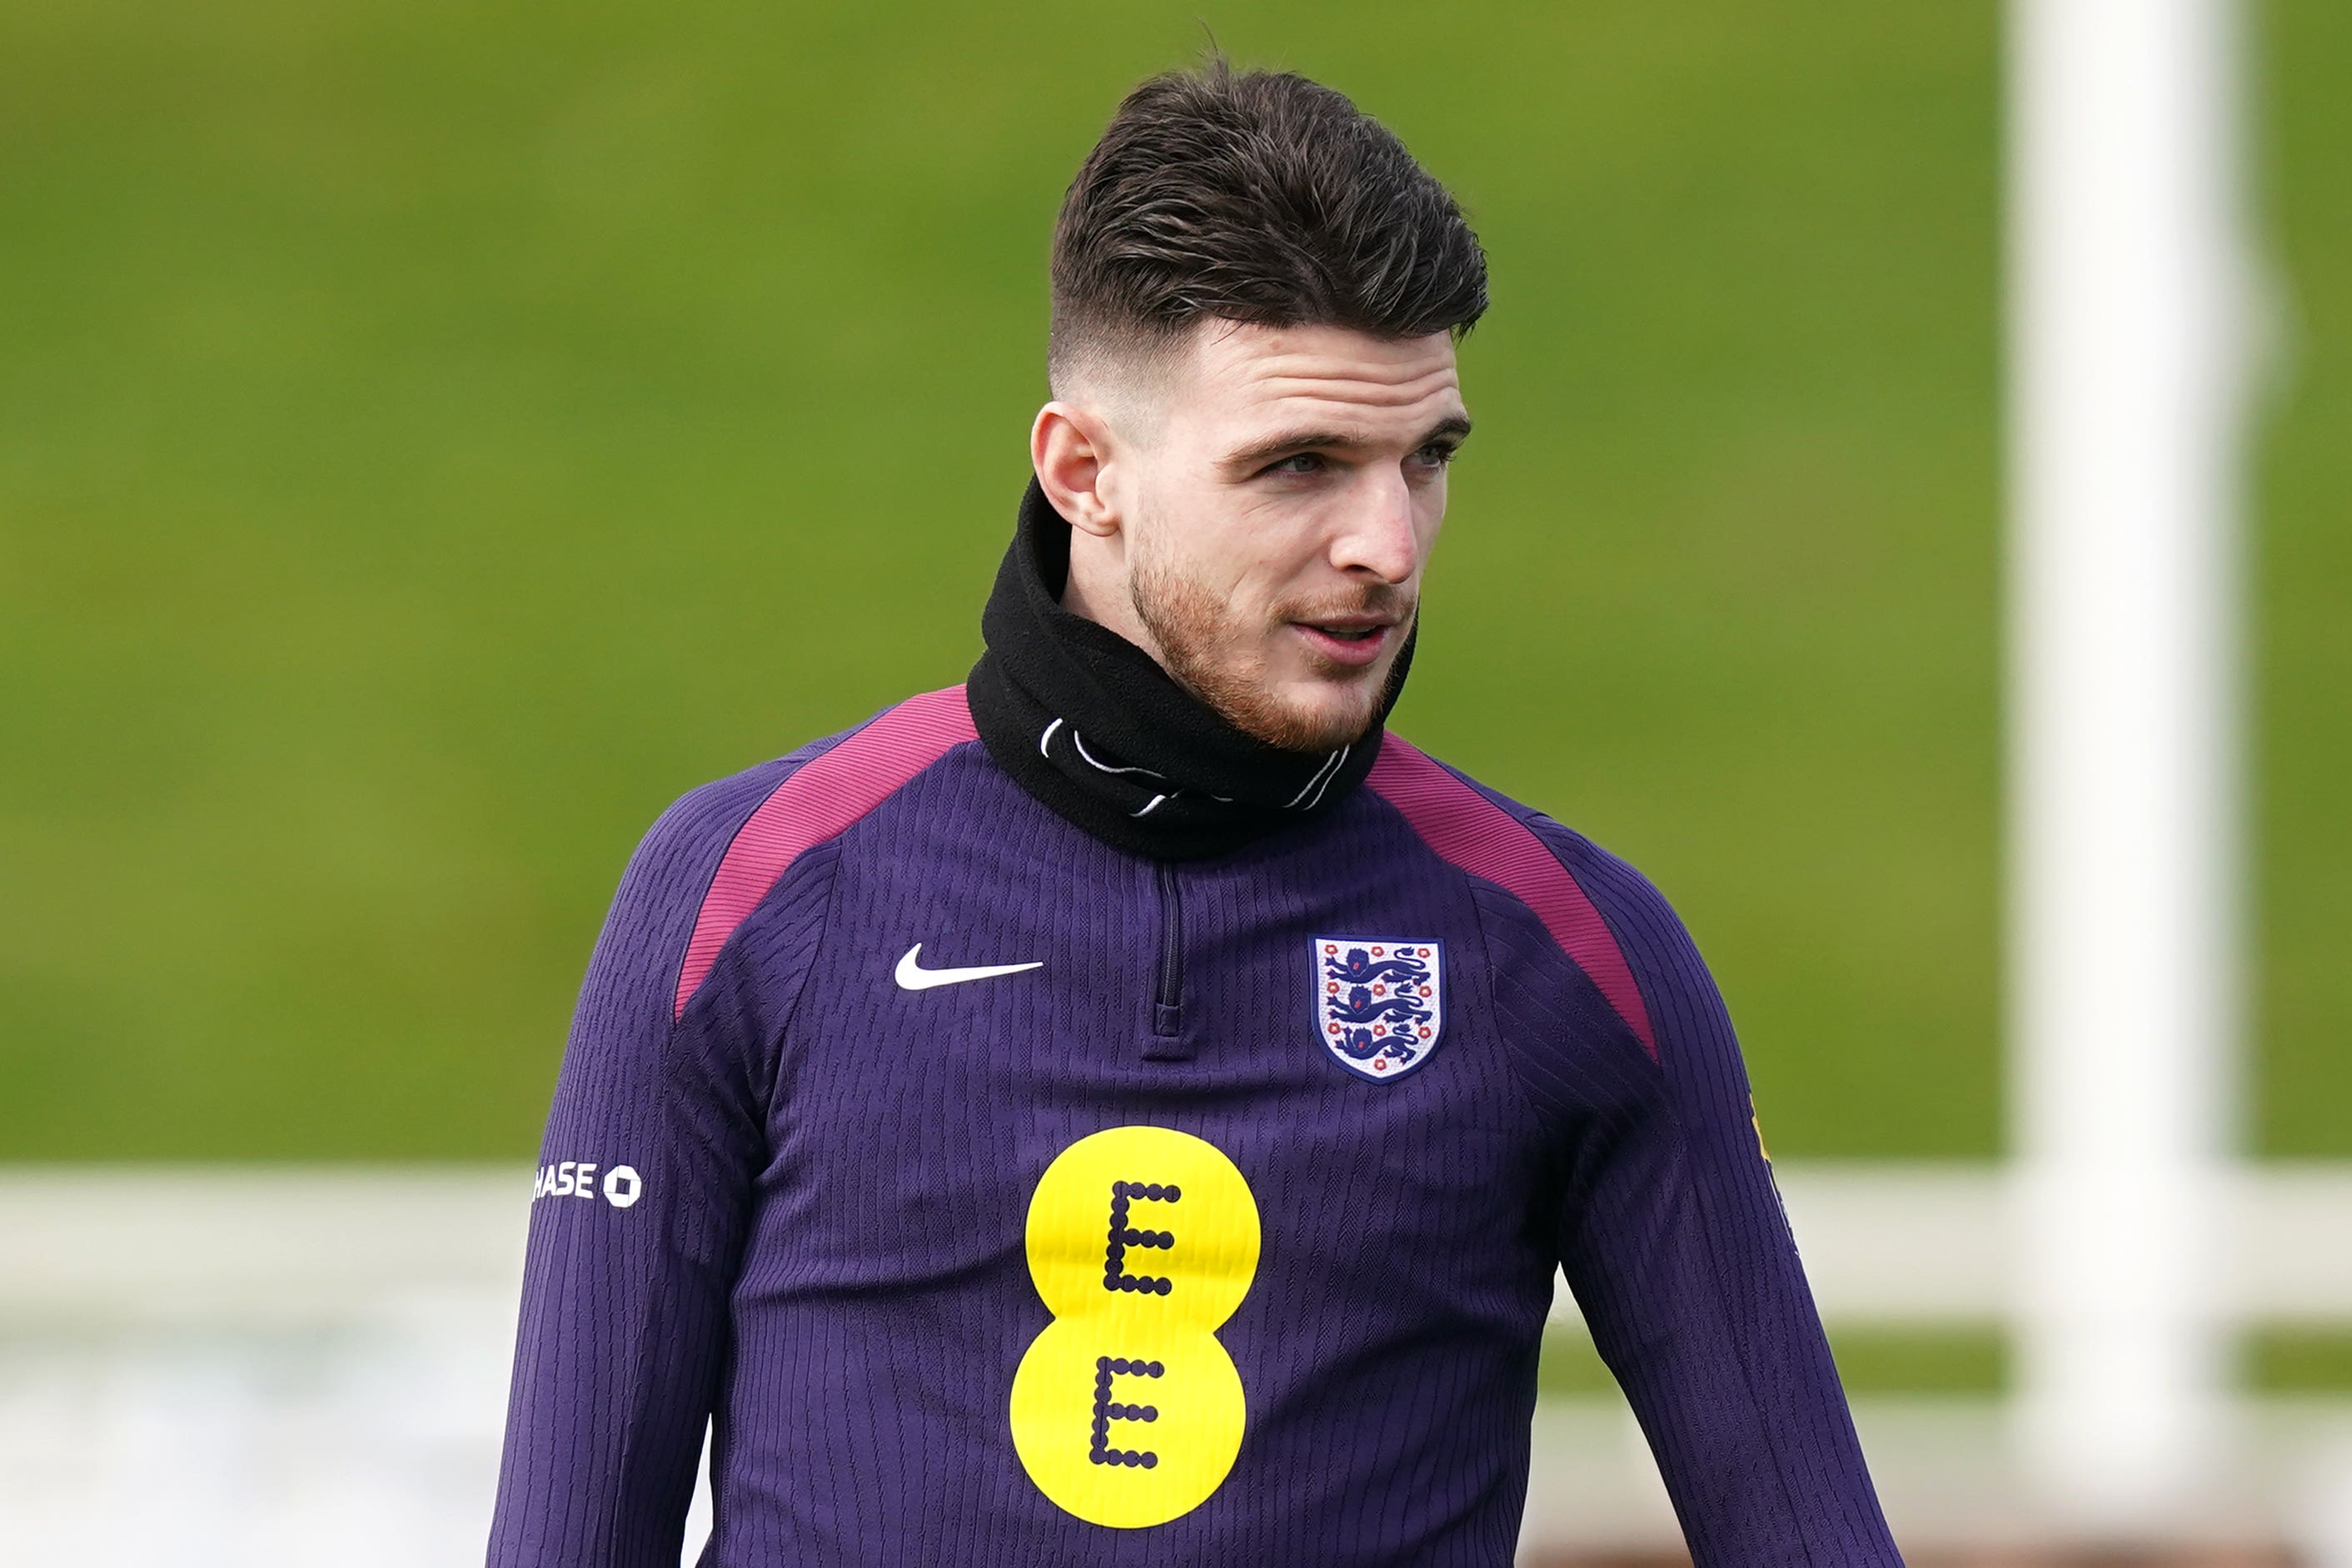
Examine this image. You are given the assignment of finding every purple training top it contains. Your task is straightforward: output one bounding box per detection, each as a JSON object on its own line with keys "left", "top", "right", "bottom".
{"left": 487, "top": 684, "right": 1902, "bottom": 1566}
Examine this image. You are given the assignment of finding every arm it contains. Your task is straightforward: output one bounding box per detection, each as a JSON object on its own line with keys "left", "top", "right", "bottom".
{"left": 1527, "top": 823, "right": 1903, "bottom": 1566}
{"left": 486, "top": 765, "right": 796, "bottom": 1567}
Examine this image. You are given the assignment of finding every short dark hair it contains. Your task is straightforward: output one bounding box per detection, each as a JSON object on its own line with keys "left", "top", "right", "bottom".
{"left": 1049, "top": 57, "right": 1487, "bottom": 392}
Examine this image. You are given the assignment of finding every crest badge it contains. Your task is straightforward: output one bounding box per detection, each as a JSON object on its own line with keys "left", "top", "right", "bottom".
{"left": 1311, "top": 937, "right": 1444, "bottom": 1082}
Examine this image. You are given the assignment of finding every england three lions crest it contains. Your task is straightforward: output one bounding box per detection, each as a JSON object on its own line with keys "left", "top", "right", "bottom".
{"left": 1312, "top": 938, "right": 1444, "bottom": 1082}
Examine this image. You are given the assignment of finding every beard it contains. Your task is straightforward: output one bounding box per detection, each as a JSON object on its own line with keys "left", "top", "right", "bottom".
{"left": 1129, "top": 549, "right": 1413, "bottom": 754}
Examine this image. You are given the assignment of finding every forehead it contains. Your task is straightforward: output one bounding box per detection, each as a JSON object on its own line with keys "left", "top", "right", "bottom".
{"left": 1172, "top": 321, "right": 1463, "bottom": 439}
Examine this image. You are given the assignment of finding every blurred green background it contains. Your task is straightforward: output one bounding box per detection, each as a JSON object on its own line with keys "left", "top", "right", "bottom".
{"left": 0, "top": 0, "right": 2342, "bottom": 1167}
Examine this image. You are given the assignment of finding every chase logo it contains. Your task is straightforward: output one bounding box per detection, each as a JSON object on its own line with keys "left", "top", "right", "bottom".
{"left": 1312, "top": 937, "right": 1443, "bottom": 1082}
{"left": 532, "top": 1160, "right": 642, "bottom": 1208}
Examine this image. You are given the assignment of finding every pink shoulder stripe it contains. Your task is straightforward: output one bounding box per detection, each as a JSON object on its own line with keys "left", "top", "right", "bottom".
{"left": 673, "top": 684, "right": 978, "bottom": 1019}
{"left": 1367, "top": 734, "right": 1657, "bottom": 1059}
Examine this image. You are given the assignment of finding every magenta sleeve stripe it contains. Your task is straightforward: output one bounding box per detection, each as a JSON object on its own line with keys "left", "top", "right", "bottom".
{"left": 672, "top": 685, "right": 979, "bottom": 1019}
{"left": 1367, "top": 734, "right": 1658, "bottom": 1060}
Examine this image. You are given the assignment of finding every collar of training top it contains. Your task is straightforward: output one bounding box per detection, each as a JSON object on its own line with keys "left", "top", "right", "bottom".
{"left": 966, "top": 478, "right": 1413, "bottom": 862}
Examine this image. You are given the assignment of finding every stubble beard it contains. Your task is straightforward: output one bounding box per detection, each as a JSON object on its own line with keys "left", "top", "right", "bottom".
{"left": 1129, "top": 550, "right": 1412, "bottom": 754}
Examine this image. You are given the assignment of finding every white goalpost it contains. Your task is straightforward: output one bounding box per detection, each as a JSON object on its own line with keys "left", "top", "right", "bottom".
{"left": 2006, "top": 0, "right": 2258, "bottom": 1522}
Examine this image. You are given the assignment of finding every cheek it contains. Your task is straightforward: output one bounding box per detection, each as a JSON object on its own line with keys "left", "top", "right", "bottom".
{"left": 1413, "top": 477, "right": 1448, "bottom": 561}
{"left": 1237, "top": 546, "right": 1333, "bottom": 626}
{"left": 1181, "top": 508, "right": 1306, "bottom": 610}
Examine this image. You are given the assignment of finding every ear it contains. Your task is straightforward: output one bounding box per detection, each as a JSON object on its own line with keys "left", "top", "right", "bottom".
{"left": 1030, "top": 401, "right": 1122, "bottom": 538}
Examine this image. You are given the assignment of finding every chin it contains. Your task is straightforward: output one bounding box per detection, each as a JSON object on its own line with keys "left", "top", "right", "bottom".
{"left": 1242, "top": 679, "right": 1386, "bottom": 754}
{"left": 1157, "top": 631, "right": 1394, "bottom": 754}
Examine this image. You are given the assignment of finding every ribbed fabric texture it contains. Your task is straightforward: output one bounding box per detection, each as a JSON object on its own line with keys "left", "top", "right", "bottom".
{"left": 1482, "top": 805, "right": 1901, "bottom": 1566}
{"left": 1368, "top": 734, "right": 1656, "bottom": 1057}
{"left": 486, "top": 693, "right": 1903, "bottom": 1567}
{"left": 488, "top": 730, "right": 850, "bottom": 1567}
{"left": 675, "top": 688, "right": 976, "bottom": 1017}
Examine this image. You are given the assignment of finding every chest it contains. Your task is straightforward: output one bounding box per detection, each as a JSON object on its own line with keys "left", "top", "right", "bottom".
{"left": 752, "top": 809, "right": 1557, "bottom": 1309}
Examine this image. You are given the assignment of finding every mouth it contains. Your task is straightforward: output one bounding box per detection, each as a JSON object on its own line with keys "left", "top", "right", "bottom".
{"left": 1289, "top": 617, "right": 1396, "bottom": 670}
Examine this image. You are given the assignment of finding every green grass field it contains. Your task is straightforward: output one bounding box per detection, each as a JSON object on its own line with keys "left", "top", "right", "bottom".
{"left": 0, "top": 1, "right": 2343, "bottom": 1164}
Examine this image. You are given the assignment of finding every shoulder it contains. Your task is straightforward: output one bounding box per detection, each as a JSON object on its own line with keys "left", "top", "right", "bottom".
{"left": 1364, "top": 731, "right": 1703, "bottom": 1063}
{"left": 631, "top": 684, "right": 979, "bottom": 1021}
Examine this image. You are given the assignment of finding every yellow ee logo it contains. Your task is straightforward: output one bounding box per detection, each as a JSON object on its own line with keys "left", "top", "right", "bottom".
{"left": 1009, "top": 1126, "right": 1260, "bottom": 1528}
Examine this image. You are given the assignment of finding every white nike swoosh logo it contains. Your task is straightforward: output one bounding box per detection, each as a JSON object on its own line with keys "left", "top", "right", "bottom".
{"left": 894, "top": 943, "right": 1044, "bottom": 991}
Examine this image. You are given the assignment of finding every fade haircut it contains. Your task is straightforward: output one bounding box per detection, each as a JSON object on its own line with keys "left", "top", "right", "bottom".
{"left": 1048, "top": 57, "right": 1488, "bottom": 399}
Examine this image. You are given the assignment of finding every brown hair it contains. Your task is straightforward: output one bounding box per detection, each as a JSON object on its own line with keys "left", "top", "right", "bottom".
{"left": 1049, "top": 57, "right": 1488, "bottom": 392}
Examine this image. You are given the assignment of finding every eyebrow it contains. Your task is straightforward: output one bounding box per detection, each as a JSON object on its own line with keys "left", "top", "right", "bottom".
{"left": 1223, "top": 415, "right": 1473, "bottom": 473}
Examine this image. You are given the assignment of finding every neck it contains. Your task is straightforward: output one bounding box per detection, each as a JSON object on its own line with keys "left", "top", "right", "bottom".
{"left": 1057, "top": 524, "right": 1164, "bottom": 665}
{"left": 966, "top": 479, "right": 1412, "bottom": 861}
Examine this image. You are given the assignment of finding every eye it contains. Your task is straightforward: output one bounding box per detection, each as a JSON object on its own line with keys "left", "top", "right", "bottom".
{"left": 1260, "top": 451, "right": 1327, "bottom": 477}
{"left": 1410, "top": 441, "right": 1458, "bottom": 470}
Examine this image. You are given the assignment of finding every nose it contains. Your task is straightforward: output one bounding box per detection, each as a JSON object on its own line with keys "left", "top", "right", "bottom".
{"left": 1329, "top": 469, "right": 1419, "bottom": 585}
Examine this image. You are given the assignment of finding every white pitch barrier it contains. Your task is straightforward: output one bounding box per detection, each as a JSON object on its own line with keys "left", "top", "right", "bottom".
{"left": 6, "top": 1166, "right": 2352, "bottom": 1563}
{"left": 2006, "top": 0, "right": 2265, "bottom": 1529}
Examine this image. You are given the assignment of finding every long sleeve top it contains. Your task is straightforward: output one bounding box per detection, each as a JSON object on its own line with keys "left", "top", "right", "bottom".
{"left": 486, "top": 684, "right": 1902, "bottom": 1566}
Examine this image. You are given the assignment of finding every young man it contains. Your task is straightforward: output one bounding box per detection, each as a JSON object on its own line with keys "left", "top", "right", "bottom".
{"left": 488, "top": 61, "right": 1902, "bottom": 1568}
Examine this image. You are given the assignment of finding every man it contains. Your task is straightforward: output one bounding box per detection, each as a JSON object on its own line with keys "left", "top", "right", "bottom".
{"left": 489, "top": 59, "right": 1902, "bottom": 1568}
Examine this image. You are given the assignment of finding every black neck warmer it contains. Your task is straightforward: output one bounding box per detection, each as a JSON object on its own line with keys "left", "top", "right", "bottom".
{"left": 967, "top": 480, "right": 1413, "bottom": 861}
